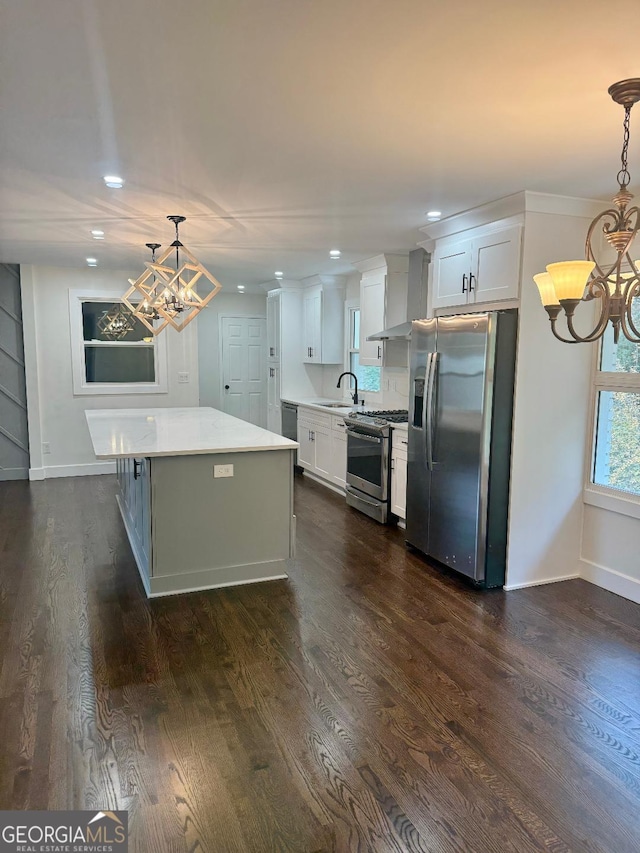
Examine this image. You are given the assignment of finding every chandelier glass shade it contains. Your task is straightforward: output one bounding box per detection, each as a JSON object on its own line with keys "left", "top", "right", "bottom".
{"left": 534, "top": 79, "right": 640, "bottom": 344}
{"left": 123, "top": 216, "right": 222, "bottom": 334}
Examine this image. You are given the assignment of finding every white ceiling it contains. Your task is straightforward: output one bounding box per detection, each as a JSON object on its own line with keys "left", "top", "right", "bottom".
{"left": 1, "top": 0, "right": 640, "bottom": 287}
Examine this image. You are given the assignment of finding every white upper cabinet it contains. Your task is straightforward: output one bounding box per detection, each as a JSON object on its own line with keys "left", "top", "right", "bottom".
{"left": 431, "top": 224, "right": 522, "bottom": 311}
{"left": 300, "top": 276, "right": 345, "bottom": 364}
{"left": 266, "top": 291, "right": 281, "bottom": 361}
{"left": 359, "top": 273, "right": 385, "bottom": 366}
{"left": 355, "top": 254, "right": 410, "bottom": 367}
{"left": 302, "top": 285, "right": 323, "bottom": 363}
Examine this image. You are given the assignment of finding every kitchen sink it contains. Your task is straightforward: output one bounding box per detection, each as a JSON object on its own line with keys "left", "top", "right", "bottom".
{"left": 320, "top": 402, "right": 352, "bottom": 409}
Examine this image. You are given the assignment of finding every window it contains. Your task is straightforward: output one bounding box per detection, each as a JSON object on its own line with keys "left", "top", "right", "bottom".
{"left": 347, "top": 307, "right": 381, "bottom": 393}
{"left": 591, "top": 302, "right": 640, "bottom": 498}
{"left": 70, "top": 290, "right": 167, "bottom": 395}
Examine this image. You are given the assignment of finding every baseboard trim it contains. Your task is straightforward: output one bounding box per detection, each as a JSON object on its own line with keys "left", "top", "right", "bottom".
{"left": 300, "top": 469, "right": 346, "bottom": 497}
{"left": 503, "top": 573, "right": 580, "bottom": 591}
{"left": 579, "top": 558, "right": 640, "bottom": 605}
{"left": 42, "top": 461, "right": 116, "bottom": 479}
{"left": 29, "top": 468, "right": 46, "bottom": 481}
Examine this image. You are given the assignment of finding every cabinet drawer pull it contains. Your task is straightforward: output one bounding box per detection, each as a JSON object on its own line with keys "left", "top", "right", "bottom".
{"left": 133, "top": 459, "right": 141, "bottom": 480}
{"left": 469, "top": 272, "right": 476, "bottom": 292}
{"left": 462, "top": 273, "right": 468, "bottom": 293}
{"left": 377, "top": 345, "right": 381, "bottom": 359}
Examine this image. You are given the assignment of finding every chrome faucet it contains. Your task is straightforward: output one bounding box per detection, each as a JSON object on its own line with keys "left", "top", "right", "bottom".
{"left": 336, "top": 371, "right": 359, "bottom": 405}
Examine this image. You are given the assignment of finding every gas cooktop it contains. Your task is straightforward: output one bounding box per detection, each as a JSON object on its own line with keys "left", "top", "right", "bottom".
{"left": 347, "top": 409, "right": 408, "bottom": 425}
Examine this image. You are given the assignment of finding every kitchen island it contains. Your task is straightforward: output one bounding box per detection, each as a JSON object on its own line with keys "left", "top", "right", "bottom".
{"left": 85, "top": 407, "right": 298, "bottom": 597}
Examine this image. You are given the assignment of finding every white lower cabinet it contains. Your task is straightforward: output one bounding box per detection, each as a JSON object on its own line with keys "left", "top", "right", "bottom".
{"left": 297, "top": 407, "right": 348, "bottom": 490}
{"left": 391, "top": 434, "right": 408, "bottom": 520}
{"left": 330, "top": 417, "right": 347, "bottom": 489}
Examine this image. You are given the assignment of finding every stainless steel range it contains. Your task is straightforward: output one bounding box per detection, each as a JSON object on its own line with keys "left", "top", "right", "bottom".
{"left": 344, "top": 409, "right": 408, "bottom": 523}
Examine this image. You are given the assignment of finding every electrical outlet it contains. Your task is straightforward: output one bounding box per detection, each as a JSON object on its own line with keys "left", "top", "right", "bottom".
{"left": 42, "top": 442, "right": 51, "bottom": 455}
{"left": 178, "top": 372, "right": 190, "bottom": 384}
{"left": 214, "top": 464, "right": 234, "bottom": 478}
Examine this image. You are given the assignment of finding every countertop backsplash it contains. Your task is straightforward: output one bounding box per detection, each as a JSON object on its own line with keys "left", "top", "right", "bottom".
{"left": 319, "top": 364, "right": 409, "bottom": 409}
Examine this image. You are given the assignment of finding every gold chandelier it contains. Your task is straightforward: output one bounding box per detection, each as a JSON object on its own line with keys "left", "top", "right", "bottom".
{"left": 123, "top": 216, "right": 222, "bottom": 334}
{"left": 534, "top": 78, "right": 640, "bottom": 344}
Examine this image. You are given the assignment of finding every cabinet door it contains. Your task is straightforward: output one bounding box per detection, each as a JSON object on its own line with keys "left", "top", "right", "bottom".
{"left": 360, "top": 274, "right": 385, "bottom": 366}
{"left": 303, "top": 286, "right": 322, "bottom": 363}
{"left": 297, "top": 419, "right": 315, "bottom": 470}
{"left": 135, "top": 457, "right": 151, "bottom": 573}
{"left": 267, "top": 364, "right": 281, "bottom": 433}
{"left": 330, "top": 431, "right": 347, "bottom": 489}
{"left": 267, "top": 292, "right": 280, "bottom": 361}
{"left": 313, "top": 425, "right": 332, "bottom": 479}
{"left": 432, "top": 239, "right": 473, "bottom": 310}
{"left": 391, "top": 449, "right": 407, "bottom": 519}
{"left": 471, "top": 225, "right": 522, "bottom": 304}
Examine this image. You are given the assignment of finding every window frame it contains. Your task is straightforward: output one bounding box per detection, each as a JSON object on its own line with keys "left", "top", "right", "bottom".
{"left": 342, "top": 299, "right": 382, "bottom": 403}
{"left": 584, "top": 334, "right": 640, "bottom": 517}
{"left": 69, "top": 289, "right": 168, "bottom": 396}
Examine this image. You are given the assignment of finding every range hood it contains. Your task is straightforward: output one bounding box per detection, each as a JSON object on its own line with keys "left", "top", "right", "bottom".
{"left": 367, "top": 320, "right": 412, "bottom": 341}
{"left": 367, "top": 248, "right": 428, "bottom": 341}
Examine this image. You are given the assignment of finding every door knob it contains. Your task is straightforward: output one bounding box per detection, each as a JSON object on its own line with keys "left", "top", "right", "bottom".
{"left": 224, "top": 384, "right": 230, "bottom": 390}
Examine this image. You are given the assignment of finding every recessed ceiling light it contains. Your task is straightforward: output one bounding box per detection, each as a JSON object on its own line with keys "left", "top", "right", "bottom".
{"left": 86, "top": 257, "right": 98, "bottom": 266}
{"left": 274, "top": 271, "right": 283, "bottom": 278}
{"left": 103, "top": 175, "right": 124, "bottom": 189}
{"left": 91, "top": 229, "right": 105, "bottom": 239}
{"left": 237, "top": 285, "right": 245, "bottom": 290}
{"left": 427, "top": 210, "right": 442, "bottom": 221}
{"left": 329, "top": 249, "right": 341, "bottom": 259}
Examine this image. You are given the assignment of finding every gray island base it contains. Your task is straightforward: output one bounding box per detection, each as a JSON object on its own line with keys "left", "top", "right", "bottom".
{"left": 85, "top": 408, "right": 298, "bottom": 597}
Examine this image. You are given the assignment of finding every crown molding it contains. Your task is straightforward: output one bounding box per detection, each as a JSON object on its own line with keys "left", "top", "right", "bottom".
{"left": 300, "top": 274, "right": 347, "bottom": 290}
{"left": 353, "top": 253, "right": 409, "bottom": 275}
{"left": 418, "top": 191, "right": 607, "bottom": 242}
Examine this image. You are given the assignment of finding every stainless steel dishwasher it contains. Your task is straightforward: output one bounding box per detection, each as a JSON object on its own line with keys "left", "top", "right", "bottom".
{"left": 281, "top": 401, "right": 301, "bottom": 470}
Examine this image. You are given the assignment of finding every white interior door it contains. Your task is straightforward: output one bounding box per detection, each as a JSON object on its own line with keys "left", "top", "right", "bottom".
{"left": 221, "top": 316, "right": 267, "bottom": 427}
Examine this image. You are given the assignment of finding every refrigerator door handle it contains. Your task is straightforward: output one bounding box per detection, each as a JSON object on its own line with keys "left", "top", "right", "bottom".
{"left": 423, "top": 353, "right": 433, "bottom": 467}
{"left": 426, "top": 352, "right": 438, "bottom": 470}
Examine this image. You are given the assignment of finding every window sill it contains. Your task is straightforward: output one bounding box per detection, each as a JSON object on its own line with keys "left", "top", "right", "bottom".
{"left": 73, "top": 382, "right": 168, "bottom": 396}
{"left": 583, "top": 487, "right": 640, "bottom": 521}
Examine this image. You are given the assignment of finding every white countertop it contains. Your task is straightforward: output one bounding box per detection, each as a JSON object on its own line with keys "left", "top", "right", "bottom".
{"left": 86, "top": 407, "right": 299, "bottom": 459}
{"left": 390, "top": 422, "right": 408, "bottom": 432}
{"left": 281, "top": 397, "right": 356, "bottom": 416}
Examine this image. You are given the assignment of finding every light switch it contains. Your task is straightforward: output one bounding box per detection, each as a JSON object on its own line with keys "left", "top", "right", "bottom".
{"left": 178, "top": 372, "right": 190, "bottom": 383}
{"left": 214, "top": 464, "right": 234, "bottom": 478}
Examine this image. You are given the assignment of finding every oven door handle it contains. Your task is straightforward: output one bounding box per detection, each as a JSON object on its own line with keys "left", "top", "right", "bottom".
{"left": 346, "top": 429, "right": 382, "bottom": 444}
{"left": 347, "top": 490, "right": 382, "bottom": 509}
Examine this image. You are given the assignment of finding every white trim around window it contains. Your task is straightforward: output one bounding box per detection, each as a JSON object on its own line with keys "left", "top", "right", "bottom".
{"left": 583, "top": 334, "right": 640, "bottom": 513}
{"left": 69, "top": 288, "right": 168, "bottom": 396}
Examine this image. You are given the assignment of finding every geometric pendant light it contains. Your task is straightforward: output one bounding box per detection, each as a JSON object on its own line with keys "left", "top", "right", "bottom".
{"left": 122, "top": 243, "right": 171, "bottom": 336}
{"left": 123, "top": 215, "right": 222, "bottom": 334}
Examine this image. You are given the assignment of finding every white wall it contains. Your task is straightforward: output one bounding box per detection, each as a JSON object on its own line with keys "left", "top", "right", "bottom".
{"left": 581, "top": 502, "right": 640, "bottom": 603}
{"left": 505, "top": 211, "right": 595, "bottom": 589}
{"left": 197, "top": 291, "right": 267, "bottom": 409}
{"left": 21, "top": 265, "right": 199, "bottom": 478}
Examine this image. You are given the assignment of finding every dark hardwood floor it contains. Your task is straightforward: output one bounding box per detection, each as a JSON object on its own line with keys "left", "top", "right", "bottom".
{"left": 1, "top": 473, "right": 640, "bottom": 851}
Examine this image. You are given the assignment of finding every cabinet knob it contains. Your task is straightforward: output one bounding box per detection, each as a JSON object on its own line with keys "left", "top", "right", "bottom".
{"left": 225, "top": 384, "right": 230, "bottom": 390}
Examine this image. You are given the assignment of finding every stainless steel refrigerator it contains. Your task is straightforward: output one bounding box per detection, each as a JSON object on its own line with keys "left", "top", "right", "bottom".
{"left": 406, "top": 310, "right": 517, "bottom": 588}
